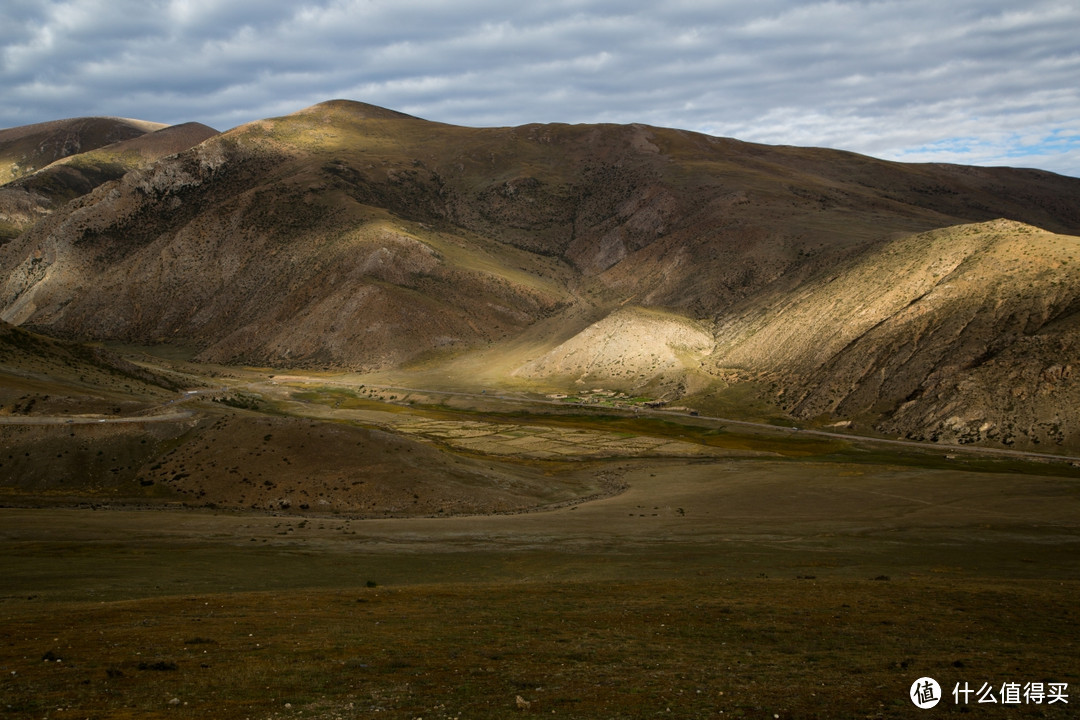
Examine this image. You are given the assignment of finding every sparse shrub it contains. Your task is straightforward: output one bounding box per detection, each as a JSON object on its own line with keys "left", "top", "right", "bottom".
{"left": 137, "top": 660, "right": 178, "bottom": 671}
{"left": 183, "top": 637, "right": 217, "bottom": 645}
{"left": 215, "top": 393, "right": 263, "bottom": 410}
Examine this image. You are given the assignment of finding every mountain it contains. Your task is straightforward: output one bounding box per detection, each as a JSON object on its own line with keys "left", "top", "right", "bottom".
{"left": 0, "top": 120, "right": 219, "bottom": 241}
{"left": 1, "top": 99, "right": 1079, "bottom": 450}
{"left": 705, "top": 219, "right": 1080, "bottom": 447}
{"left": 0, "top": 318, "right": 182, "bottom": 419}
{"left": 0, "top": 116, "right": 167, "bottom": 183}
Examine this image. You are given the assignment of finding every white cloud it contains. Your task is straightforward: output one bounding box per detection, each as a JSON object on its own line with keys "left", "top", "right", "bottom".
{"left": 1, "top": 0, "right": 1078, "bottom": 176}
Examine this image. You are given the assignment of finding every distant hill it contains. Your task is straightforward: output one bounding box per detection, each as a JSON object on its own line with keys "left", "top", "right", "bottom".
{"left": 0, "top": 116, "right": 167, "bottom": 183}
{"left": 0, "top": 120, "right": 219, "bottom": 241}
{"left": 2, "top": 99, "right": 1079, "bottom": 450}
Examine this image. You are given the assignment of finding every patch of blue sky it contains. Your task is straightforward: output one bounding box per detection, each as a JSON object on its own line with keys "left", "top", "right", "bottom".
{"left": 892, "top": 131, "right": 1080, "bottom": 177}
{"left": 893, "top": 137, "right": 997, "bottom": 163}
{"left": 999, "top": 130, "right": 1080, "bottom": 159}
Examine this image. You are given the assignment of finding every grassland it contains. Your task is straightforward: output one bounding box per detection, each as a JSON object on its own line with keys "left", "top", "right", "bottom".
{"left": 4, "top": 102, "right": 1080, "bottom": 717}
{"left": 2, "top": 349, "right": 1080, "bottom": 718}
{"left": 4, "top": 574, "right": 1078, "bottom": 719}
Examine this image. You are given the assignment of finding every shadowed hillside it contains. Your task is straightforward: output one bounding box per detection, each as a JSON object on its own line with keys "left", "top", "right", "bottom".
{"left": 0, "top": 121, "right": 219, "bottom": 242}
{"left": 0, "top": 116, "right": 166, "bottom": 183}
{"left": 2, "top": 100, "right": 1080, "bottom": 449}
{"left": 0, "top": 319, "right": 184, "bottom": 425}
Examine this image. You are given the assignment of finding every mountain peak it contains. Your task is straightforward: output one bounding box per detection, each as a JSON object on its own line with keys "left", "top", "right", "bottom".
{"left": 289, "top": 99, "right": 422, "bottom": 122}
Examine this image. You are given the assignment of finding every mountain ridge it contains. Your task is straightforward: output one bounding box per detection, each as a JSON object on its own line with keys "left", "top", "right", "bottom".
{"left": 0, "top": 119, "right": 219, "bottom": 241}
{"left": 2, "top": 99, "right": 1079, "bottom": 450}
{"left": 0, "top": 116, "right": 168, "bottom": 182}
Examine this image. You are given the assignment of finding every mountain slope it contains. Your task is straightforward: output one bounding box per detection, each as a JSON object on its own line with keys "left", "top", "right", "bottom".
{"left": 706, "top": 219, "right": 1080, "bottom": 448}
{"left": 0, "top": 318, "right": 183, "bottom": 423}
{"left": 0, "top": 117, "right": 166, "bottom": 184}
{"left": 513, "top": 306, "right": 714, "bottom": 396}
{"left": 0, "top": 122, "right": 219, "bottom": 242}
{"left": 2, "top": 100, "right": 1080, "bottom": 449}
{"left": 4, "top": 101, "right": 1080, "bottom": 357}
{"left": 0, "top": 103, "right": 575, "bottom": 368}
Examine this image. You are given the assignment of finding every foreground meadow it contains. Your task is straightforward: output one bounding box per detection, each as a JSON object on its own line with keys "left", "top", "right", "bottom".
{"left": 4, "top": 446, "right": 1079, "bottom": 718}
{"left": 3, "top": 367, "right": 1079, "bottom": 718}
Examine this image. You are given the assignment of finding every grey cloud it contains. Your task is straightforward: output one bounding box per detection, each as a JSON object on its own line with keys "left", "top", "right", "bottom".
{"left": 1, "top": 0, "right": 1078, "bottom": 176}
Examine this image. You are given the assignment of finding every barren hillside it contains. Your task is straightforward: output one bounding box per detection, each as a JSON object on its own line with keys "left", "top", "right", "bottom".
{"left": 0, "top": 121, "right": 219, "bottom": 242}
{"left": 0, "top": 116, "right": 166, "bottom": 183}
{"left": 2, "top": 100, "right": 1080, "bottom": 449}
{"left": 706, "top": 220, "right": 1080, "bottom": 448}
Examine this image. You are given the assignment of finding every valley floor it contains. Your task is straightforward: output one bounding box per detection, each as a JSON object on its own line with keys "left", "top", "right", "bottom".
{"left": 2, "top": 362, "right": 1079, "bottom": 718}
{"left": 3, "top": 450, "right": 1079, "bottom": 718}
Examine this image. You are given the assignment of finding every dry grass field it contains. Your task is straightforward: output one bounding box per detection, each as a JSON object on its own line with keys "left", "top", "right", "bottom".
{"left": 3, "top": 575, "right": 1078, "bottom": 719}
{"left": 2, "top": 339, "right": 1079, "bottom": 718}
{"left": 4, "top": 102, "right": 1080, "bottom": 718}
{"left": 3, "top": 368, "right": 1080, "bottom": 718}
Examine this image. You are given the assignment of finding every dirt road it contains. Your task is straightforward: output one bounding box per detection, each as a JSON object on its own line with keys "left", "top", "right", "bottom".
{"left": 0, "top": 409, "right": 192, "bottom": 425}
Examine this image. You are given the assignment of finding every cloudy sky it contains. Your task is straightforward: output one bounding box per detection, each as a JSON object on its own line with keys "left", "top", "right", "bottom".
{"left": 2, "top": 0, "right": 1078, "bottom": 176}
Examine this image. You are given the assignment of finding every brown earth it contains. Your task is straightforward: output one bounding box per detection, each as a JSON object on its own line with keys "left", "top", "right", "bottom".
{"left": 2, "top": 100, "right": 1080, "bottom": 450}
{"left": 0, "top": 116, "right": 166, "bottom": 184}
{"left": 0, "top": 121, "right": 219, "bottom": 242}
{"left": 0, "top": 332, "right": 615, "bottom": 516}
{"left": 0, "top": 408, "right": 616, "bottom": 516}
